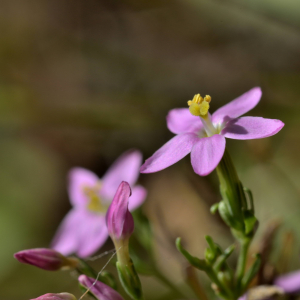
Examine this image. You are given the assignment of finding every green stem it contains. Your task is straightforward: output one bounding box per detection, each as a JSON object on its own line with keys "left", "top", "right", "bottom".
{"left": 235, "top": 238, "right": 250, "bottom": 294}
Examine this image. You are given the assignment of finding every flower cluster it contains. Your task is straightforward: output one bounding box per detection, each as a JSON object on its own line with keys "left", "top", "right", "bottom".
{"left": 14, "top": 88, "right": 296, "bottom": 300}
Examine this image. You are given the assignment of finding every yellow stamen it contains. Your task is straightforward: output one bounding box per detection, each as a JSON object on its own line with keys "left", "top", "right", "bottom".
{"left": 83, "top": 182, "right": 106, "bottom": 213}
{"left": 187, "top": 93, "right": 211, "bottom": 116}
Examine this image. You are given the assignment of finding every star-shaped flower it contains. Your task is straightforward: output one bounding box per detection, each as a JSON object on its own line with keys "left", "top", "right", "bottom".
{"left": 51, "top": 150, "right": 147, "bottom": 257}
{"left": 140, "top": 87, "right": 284, "bottom": 176}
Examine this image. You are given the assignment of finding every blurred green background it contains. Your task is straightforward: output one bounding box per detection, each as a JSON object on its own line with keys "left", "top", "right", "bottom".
{"left": 1, "top": 0, "right": 300, "bottom": 299}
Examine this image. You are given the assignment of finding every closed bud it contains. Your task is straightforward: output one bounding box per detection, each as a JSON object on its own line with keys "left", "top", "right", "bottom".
{"left": 31, "top": 293, "right": 77, "bottom": 300}
{"left": 14, "top": 248, "right": 79, "bottom": 271}
{"left": 106, "top": 181, "right": 134, "bottom": 242}
{"left": 78, "top": 275, "right": 124, "bottom": 300}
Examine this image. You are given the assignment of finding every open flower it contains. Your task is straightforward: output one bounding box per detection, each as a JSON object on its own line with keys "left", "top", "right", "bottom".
{"left": 51, "top": 150, "right": 147, "bottom": 257}
{"left": 140, "top": 87, "right": 284, "bottom": 176}
{"left": 78, "top": 275, "right": 125, "bottom": 300}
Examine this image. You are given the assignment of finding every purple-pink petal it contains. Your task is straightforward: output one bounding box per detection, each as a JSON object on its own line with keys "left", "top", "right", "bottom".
{"left": 140, "top": 133, "right": 199, "bottom": 173}
{"left": 212, "top": 87, "right": 262, "bottom": 126}
{"left": 128, "top": 185, "right": 147, "bottom": 212}
{"left": 14, "top": 248, "right": 66, "bottom": 271}
{"left": 78, "top": 275, "right": 125, "bottom": 300}
{"left": 76, "top": 213, "right": 108, "bottom": 258}
{"left": 31, "top": 293, "right": 77, "bottom": 300}
{"left": 167, "top": 108, "right": 203, "bottom": 134}
{"left": 191, "top": 134, "right": 226, "bottom": 176}
{"left": 51, "top": 209, "right": 84, "bottom": 256}
{"left": 68, "top": 168, "right": 99, "bottom": 207}
{"left": 101, "top": 150, "right": 142, "bottom": 200}
{"left": 274, "top": 270, "right": 300, "bottom": 294}
{"left": 51, "top": 209, "right": 108, "bottom": 258}
{"left": 221, "top": 117, "right": 284, "bottom": 140}
{"left": 106, "top": 182, "right": 134, "bottom": 240}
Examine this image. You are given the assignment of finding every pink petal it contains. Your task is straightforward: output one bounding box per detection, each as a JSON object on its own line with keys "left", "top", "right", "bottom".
{"left": 221, "top": 117, "right": 284, "bottom": 140}
{"left": 191, "top": 134, "right": 226, "bottom": 176}
{"left": 140, "top": 133, "right": 199, "bottom": 173}
{"left": 106, "top": 181, "right": 134, "bottom": 240}
{"left": 51, "top": 209, "right": 86, "bottom": 256}
{"left": 274, "top": 270, "right": 300, "bottom": 294}
{"left": 79, "top": 275, "right": 125, "bottom": 300}
{"left": 68, "top": 168, "right": 99, "bottom": 207}
{"left": 51, "top": 209, "right": 108, "bottom": 258}
{"left": 101, "top": 150, "right": 142, "bottom": 200}
{"left": 128, "top": 185, "right": 147, "bottom": 211}
{"left": 212, "top": 87, "right": 262, "bottom": 125}
{"left": 76, "top": 212, "right": 108, "bottom": 257}
{"left": 166, "top": 108, "right": 203, "bottom": 134}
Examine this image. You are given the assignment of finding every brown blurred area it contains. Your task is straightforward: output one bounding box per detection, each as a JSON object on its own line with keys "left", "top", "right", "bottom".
{"left": 1, "top": 0, "right": 300, "bottom": 299}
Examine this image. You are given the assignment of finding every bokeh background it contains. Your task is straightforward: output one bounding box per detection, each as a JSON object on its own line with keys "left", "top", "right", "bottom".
{"left": 1, "top": 0, "right": 300, "bottom": 299}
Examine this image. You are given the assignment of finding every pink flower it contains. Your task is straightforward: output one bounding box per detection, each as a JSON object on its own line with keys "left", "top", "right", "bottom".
{"left": 106, "top": 181, "right": 134, "bottom": 242}
{"left": 31, "top": 293, "right": 76, "bottom": 300}
{"left": 51, "top": 150, "right": 147, "bottom": 258}
{"left": 140, "top": 88, "right": 284, "bottom": 176}
{"left": 274, "top": 270, "right": 300, "bottom": 294}
{"left": 14, "top": 248, "right": 78, "bottom": 271}
{"left": 78, "top": 275, "right": 125, "bottom": 300}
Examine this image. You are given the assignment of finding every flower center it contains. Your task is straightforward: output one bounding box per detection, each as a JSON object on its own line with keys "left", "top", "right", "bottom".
{"left": 82, "top": 182, "right": 107, "bottom": 213}
{"left": 187, "top": 94, "right": 217, "bottom": 137}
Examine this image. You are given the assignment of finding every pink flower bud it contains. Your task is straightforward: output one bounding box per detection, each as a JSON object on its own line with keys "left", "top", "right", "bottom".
{"left": 78, "top": 275, "right": 124, "bottom": 300}
{"left": 106, "top": 181, "right": 134, "bottom": 241}
{"left": 14, "top": 248, "right": 78, "bottom": 271}
{"left": 31, "top": 293, "right": 77, "bottom": 300}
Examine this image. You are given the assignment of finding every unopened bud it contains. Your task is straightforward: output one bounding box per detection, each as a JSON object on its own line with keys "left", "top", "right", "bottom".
{"left": 106, "top": 181, "right": 134, "bottom": 242}
{"left": 31, "top": 293, "right": 77, "bottom": 300}
{"left": 78, "top": 275, "right": 124, "bottom": 300}
{"left": 14, "top": 248, "right": 79, "bottom": 271}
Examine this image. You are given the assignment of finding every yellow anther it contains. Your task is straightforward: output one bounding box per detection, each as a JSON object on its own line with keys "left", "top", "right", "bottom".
{"left": 189, "top": 103, "right": 201, "bottom": 116}
{"left": 187, "top": 93, "right": 211, "bottom": 116}
{"left": 200, "top": 101, "right": 209, "bottom": 115}
{"left": 204, "top": 95, "right": 211, "bottom": 103}
{"left": 83, "top": 184, "right": 106, "bottom": 213}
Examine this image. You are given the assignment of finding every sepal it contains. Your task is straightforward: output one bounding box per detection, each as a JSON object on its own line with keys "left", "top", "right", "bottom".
{"left": 116, "top": 260, "right": 143, "bottom": 300}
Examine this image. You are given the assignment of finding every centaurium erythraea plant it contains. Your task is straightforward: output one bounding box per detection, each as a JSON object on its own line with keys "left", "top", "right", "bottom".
{"left": 52, "top": 149, "right": 147, "bottom": 257}
{"left": 140, "top": 87, "right": 284, "bottom": 176}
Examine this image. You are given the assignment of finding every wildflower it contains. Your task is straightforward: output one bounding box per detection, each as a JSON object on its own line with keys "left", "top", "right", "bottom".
{"left": 14, "top": 248, "right": 79, "bottom": 271}
{"left": 78, "top": 275, "right": 125, "bottom": 300}
{"left": 140, "top": 88, "right": 284, "bottom": 176}
{"left": 106, "top": 181, "right": 143, "bottom": 300}
{"left": 31, "top": 293, "right": 77, "bottom": 300}
{"left": 52, "top": 150, "right": 147, "bottom": 257}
